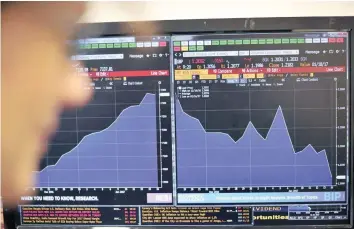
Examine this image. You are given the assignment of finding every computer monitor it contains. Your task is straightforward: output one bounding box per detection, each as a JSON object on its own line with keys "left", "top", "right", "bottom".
{"left": 7, "top": 17, "right": 353, "bottom": 228}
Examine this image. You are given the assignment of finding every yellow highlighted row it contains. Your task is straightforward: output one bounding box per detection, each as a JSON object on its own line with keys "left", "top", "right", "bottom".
{"left": 200, "top": 74, "right": 217, "bottom": 80}
{"left": 175, "top": 75, "right": 193, "bottom": 80}
{"left": 175, "top": 69, "right": 209, "bottom": 77}
{"left": 243, "top": 73, "right": 264, "bottom": 78}
{"left": 174, "top": 74, "right": 218, "bottom": 80}
{"left": 174, "top": 72, "right": 265, "bottom": 80}
{"left": 222, "top": 74, "right": 239, "bottom": 79}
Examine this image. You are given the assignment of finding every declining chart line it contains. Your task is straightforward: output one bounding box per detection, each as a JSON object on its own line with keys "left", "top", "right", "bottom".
{"left": 34, "top": 93, "right": 159, "bottom": 188}
{"left": 176, "top": 98, "right": 333, "bottom": 188}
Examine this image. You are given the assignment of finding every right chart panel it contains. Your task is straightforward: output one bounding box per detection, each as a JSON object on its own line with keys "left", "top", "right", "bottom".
{"left": 172, "top": 32, "right": 349, "bottom": 205}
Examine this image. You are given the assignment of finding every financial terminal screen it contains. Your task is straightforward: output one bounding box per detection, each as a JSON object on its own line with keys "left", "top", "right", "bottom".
{"left": 17, "top": 32, "right": 350, "bottom": 227}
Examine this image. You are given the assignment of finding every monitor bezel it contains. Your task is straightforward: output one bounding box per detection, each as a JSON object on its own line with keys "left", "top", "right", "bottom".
{"left": 5, "top": 16, "right": 354, "bottom": 229}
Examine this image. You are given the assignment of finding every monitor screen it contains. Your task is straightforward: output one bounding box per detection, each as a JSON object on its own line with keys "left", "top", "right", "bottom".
{"left": 17, "top": 31, "right": 350, "bottom": 227}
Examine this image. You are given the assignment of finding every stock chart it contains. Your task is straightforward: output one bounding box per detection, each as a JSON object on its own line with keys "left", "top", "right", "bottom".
{"left": 30, "top": 36, "right": 173, "bottom": 206}
{"left": 173, "top": 33, "right": 348, "bottom": 205}
{"left": 17, "top": 32, "right": 350, "bottom": 227}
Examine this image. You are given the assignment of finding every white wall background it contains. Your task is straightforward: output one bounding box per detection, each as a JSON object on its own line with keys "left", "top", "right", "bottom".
{"left": 81, "top": 0, "right": 354, "bottom": 23}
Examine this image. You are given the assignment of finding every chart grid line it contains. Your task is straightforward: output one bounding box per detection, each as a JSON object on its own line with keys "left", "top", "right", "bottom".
{"left": 176, "top": 98, "right": 333, "bottom": 188}
{"left": 335, "top": 79, "right": 338, "bottom": 182}
{"left": 205, "top": 100, "right": 208, "bottom": 186}
{"left": 76, "top": 106, "right": 80, "bottom": 188}
{"left": 158, "top": 83, "right": 163, "bottom": 188}
{"left": 248, "top": 85, "right": 252, "bottom": 187}
{"left": 115, "top": 84, "right": 119, "bottom": 187}
{"left": 294, "top": 79, "right": 297, "bottom": 186}
{"left": 36, "top": 93, "right": 160, "bottom": 188}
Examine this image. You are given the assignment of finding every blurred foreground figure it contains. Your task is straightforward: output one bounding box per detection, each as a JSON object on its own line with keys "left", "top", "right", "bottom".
{"left": 1, "top": 2, "right": 92, "bottom": 207}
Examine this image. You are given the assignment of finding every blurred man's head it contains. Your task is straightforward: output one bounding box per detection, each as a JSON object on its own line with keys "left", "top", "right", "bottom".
{"left": 1, "top": 2, "right": 92, "bottom": 206}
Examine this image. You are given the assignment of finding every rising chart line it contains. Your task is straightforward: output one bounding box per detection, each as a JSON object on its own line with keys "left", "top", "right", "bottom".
{"left": 34, "top": 93, "right": 159, "bottom": 188}
{"left": 38, "top": 93, "right": 155, "bottom": 172}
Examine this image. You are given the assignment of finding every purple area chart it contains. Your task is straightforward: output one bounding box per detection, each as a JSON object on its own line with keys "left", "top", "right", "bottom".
{"left": 35, "top": 93, "right": 159, "bottom": 188}
{"left": 176, "top": 99, "right": 332, "bottom": 188}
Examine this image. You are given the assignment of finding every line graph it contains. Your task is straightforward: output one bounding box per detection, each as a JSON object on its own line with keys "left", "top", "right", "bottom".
{"left": 176, "top": 98, "right": 333, "bottom": 188}
{"left": 34, "top": 93, "right": 159, "bottom": 188}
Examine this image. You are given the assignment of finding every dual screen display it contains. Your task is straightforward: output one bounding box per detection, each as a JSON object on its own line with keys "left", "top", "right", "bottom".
{"left": 18, "top": 32, "right": 350, "bottom": 227}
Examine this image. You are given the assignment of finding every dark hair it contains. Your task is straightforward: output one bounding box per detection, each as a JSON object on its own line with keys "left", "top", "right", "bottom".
{"left": 1, "top": 1, "right": 14, "bottom": 9}
{"left": 1, "top": 1, "right": 9, "bottom": 9}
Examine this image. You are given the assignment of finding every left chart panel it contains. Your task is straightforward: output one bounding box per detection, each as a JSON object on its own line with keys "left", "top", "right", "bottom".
{"left": 27, "top": 36, "right": 173, "bottom": 206}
